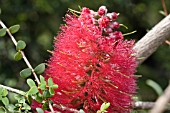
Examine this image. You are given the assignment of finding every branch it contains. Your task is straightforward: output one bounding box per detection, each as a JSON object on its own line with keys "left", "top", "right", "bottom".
{"left": 0, "top": 84, "right": 26, "bottom": 95}
{"left": 133, "top": 14, "right": 170, "bottom": 64}
{"left": 53, "top": 104, "right": 79, "bottom": 113}
{"left": 0, "top": 20, "right": 40, "bottom": 84}
{"left": 149, "top": 82, "right": 170, "bottom": 113}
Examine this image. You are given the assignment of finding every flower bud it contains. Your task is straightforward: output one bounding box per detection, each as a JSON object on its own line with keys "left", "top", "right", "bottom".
{"left": 98, "top": 6, "right": 107, "bottom": 16}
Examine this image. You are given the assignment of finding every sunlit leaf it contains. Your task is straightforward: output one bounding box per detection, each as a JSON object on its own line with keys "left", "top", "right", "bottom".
{"left": 40, "top": 75, "right": 46, "bottom": 84}
{"left": 2, "top": 97, "right": 9, "bottom": 106}
{"left": 22, "top": 103, "right": 31, "bottom": 110}
{"left": 27, "top": 86, "right": 38, "bottom": 95}
{"left": 36, "top": 108, "right": 44, "bottom": 113}
{"left": 39, "top": 83, "right": 46, "bottom": 90}
{"left": 49, "top": 87, "right": 54, "bottom": 95}
{"left": 6, "top": 104, "right": 15, "bottom": 112}
{"left": 48, "top": 78, "right": 54, "bottom": 87}
{"left": 27, "top": 79, "right": 36, "bottom": 87}
{"left": 51, "top": 84, "right": 58, "bottom": 89}
{"left": 2, "top": 88, "right": 8, "bottom": 96}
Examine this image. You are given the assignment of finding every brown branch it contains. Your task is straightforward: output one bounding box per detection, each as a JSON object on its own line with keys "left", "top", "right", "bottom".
{"left": 133, "top": 14, "right": 170, "bottom": 64}
{"left": 133, "top": 12, "right": 170, "bottom": 112}
{"left": 161, "top": 0, "right": 168, "bottom": 16}
{"left": 149, "top": 82, "right": 170, "bottom": 113}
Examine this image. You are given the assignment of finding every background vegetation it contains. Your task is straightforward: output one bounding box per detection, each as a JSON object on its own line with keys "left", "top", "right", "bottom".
{"left": 0, "top": 0, "right": 170, "bottom": 112}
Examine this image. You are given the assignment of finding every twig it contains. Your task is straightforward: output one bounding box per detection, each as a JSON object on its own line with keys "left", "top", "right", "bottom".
{"left": 53, "top": 104, "right": 79, "bottom": 113}
{"left": 49, "top": 102, "right": 55, "bottom": 113}
{"left": 149, "top": 82, "right": 170, "bottom": 113}
{"left": 133, "top": 14, "right": 170, "bottom": 64}
{"left": 161, "top": 0, "right": 168, "bottom": 16}
{"left": 0, "top": 20, "right": 40, "bottom": 84}
{"left": 0, "top": 84, "right": 26, "bottom": 95}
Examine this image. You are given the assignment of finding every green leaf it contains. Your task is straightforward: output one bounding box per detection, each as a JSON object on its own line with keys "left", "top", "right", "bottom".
{"left": 0, "top": 28, "right": 6, "bottom": 37}
{"left": 27, "top": 95, "right": 32, "bottom": 104}
{"left": 14, "top": 51, "right": 23, "bottom": 61}
{"left": 40, "top": 75, "right": 46, "bottom": 84}
{"left": 39, "top": 83, "right": 46, "bottom": 90}
{"left": 49, "top": 87, "right": 54, "bottom": 95}
{"left": 2, "top": 97, "right": 9, "bottom": 105}
{"left": 79, "top": 109, "right": 85, "bottom": 113}
{"left": 51, "top": 84, "right": 58, "bottom": 89}
{"left": 6, "top": 104, "right": 15, "bottom": 112}
{"left": 27, "top": 79, "right": 36, "bottom": 87}
{"left": 20, "top": 68, "right": 32, "bottom": 78}
{"left": 18, "top": 97, "right": 25, "bottom": 104}
{"left": 2, "top": 88, "right": 8, "bottom": 96}
{"left": 35, "top": 93, "right": 43, "bottom": 103}
{"left": 36, "top": 108, "right": 44, "bottom": 113}
{"left": 16, "top": 40, "right": 26, "bottom": 50}
{"left": 0, "top": 106, "right": 6, "bottom": 113}
{"left": 9, "top": 25, "right": 20, "bottom": 34}
{"left": 100, "top": 102, "right": 110, "bottom": 112}
{"left": 0, "top": 87, "right": 3, "bottom": 94}
{"left": 27, "top": 86, "right": 38, "bottom": 95}
{"left": 146, "top": 79, "right": 163, "bottom": 96}
{"left": 34, "top": 63, "right": 45, "bottom": 75}
{"left": 42, "top": 101, "right": 49, "bottom": 110}
{"left": 22, "top": 103, "right": 31, "bottom": 110}
{"left": 42, "top": 90, "right": 51, "bottom": 99}
{"left": 48, "top": 78, "right": 54, "bottom": 87}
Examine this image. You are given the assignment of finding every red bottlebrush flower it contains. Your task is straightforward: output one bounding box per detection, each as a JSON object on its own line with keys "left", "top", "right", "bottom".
{"left": 98, "top": 16, "right": 110, "bottom": 28}
{"left": 32, "top": 7, "right": 137, "bottom": 113}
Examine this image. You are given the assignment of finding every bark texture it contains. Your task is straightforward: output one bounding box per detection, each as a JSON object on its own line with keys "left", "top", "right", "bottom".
{"left": 133, "top": 14, "right": 170, "bottom": 64}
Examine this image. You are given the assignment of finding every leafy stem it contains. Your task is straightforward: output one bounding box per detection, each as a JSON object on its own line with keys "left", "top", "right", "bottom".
{"left": 0, "top": 20, "right": 40, "bottom": 84}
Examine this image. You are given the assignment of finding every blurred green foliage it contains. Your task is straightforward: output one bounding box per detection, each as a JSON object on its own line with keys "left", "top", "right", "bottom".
{"left": 0, "top": 0, "right": 170, "bottom": 111}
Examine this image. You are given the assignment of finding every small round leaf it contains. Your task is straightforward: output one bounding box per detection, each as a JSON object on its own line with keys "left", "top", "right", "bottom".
{"left": 49, "top": 87, "right": 54, "bottom": 95}
{"left": 36, "top": 108, "right": 44, "bottom": 113}
{"left": 42, "top": 101, "right": 49, "bottom": 110}
{"left": 35, "top": 94, "right": 43, "bottom": 103}
{"left": 14, "top": 51, "right": 23, "bottom": 61}
{"left": 2, "top": 97, "right": 9, "bottom": 106}
{"left": 0, "top": 106, "right": 6, "bottom": 113}
{"left": 48, "top": 78, "right": 54, "bottom": 87}
{"left": 16, "top": 40, "right": 26, "bottom": 50}
{"left": 2, "top": 89, "right": 8, "bottom": 96}
{"left": 42, "top": 90, "right": 51, "bottom": 99}
{"left": 51, "top": 85, "right": 58, "bottom": 89}
{"left": 20, "top": 68, "right": 32, "bottom": 78}
{"left": 39, "top": 84, "right": 46, "bottom": 90}
{"left": 27, "top": 86, "right": 38, "bottom": 95}
{"left": 27, "top": 79, "right": 36, "bottom": 87}
{"left": 34, "top": 63, "right": 45, "bottom": 75}
{"left": 0, "top": 28, "right": 6, "bottom": 37}
{"left": 40, "top": 75, "right": 46, "bottom": 84}
{"left": 22, "top": 103, "right": 31, "bottom": 110}
{"left": 9, "top": 25, "right": 20, "bottom": 34}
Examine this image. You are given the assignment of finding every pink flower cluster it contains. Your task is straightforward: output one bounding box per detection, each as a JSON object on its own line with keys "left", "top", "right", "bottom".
{"left": 32, "top": 6, "right": 137, "bottom": 113}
